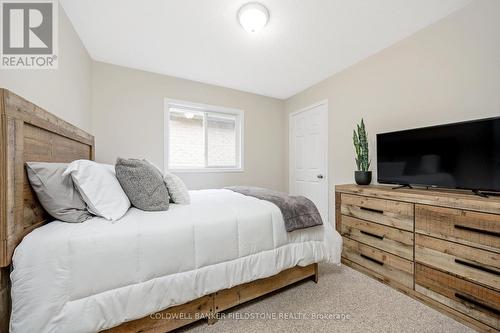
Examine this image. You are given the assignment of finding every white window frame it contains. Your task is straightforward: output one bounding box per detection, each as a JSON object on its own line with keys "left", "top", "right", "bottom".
{"left": 164, "top": 98, "right": 244, "bottom": 173}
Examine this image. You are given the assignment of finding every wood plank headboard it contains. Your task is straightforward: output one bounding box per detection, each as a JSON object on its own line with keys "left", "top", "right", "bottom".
{"left": 0, "top": 88, "right": 95, "bottom": 267}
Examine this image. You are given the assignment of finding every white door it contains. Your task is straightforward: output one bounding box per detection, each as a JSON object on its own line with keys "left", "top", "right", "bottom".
{"left": 289, "top": 102, "right": 328, "bottom": 222}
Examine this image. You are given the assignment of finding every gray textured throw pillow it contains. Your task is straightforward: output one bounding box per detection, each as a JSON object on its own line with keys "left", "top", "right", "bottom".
{"left": 164, "top": 172, "right": 190, "bottom": 204}
{"left": 115, "top": 158, "right": 170, "bottom": 211}
{"left": 26, "top": 162, "right": 92, "bottom": 223}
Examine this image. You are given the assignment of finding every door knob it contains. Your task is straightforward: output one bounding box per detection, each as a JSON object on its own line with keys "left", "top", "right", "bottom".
{"left": 317, "top": 174, "right": 324, "bottom": 179}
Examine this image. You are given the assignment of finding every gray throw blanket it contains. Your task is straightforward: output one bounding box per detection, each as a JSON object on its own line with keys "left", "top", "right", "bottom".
{"left": 225, "top": 186, "right": 323, "bottom": 232}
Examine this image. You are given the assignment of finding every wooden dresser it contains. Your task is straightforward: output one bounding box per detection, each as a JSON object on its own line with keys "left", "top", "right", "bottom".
{"left": 335, "top": 184, "right": 500, "bottom": 333}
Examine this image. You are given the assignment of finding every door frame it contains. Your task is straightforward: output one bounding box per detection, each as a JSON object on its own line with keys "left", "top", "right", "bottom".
{"left": 289, "top": 100, "right": 329, "bottom": 222}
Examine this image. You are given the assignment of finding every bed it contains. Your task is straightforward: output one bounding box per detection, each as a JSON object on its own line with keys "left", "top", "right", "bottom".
{"left": 0, "top": 89, "right": 342, "bottom": 333}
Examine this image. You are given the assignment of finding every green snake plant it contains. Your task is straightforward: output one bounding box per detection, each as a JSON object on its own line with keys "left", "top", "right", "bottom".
{"left": 353, "top": 119, "right": 370, "bottom": 172}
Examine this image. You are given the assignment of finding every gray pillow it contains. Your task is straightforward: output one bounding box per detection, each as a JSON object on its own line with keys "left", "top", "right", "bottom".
{"left": 115, "top": 158, "right": 170, "bottom": 211}
{"left": 25, "top": 162, "right": 92, "bottom": 223}
{"left": 164, "top": 172, "right": 190, "bottom": 204}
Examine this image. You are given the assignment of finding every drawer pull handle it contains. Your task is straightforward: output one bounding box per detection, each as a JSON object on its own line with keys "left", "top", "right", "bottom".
{"left": 360, "top": 230, "right": 384, "bottom": 240}
{"left": 454, "top": 224, "right": 500, "bottom": 238}
{"left": 454, "top": 259, "right": 500, "bottom": 276}
{"left": 360, "top": 207, "right": 384, "bottom": 214}
{"left": 360, "top": 254, "right": 384, "bottom": 266}
{"left": 454, "top": 293, "right": 500, "bottom": 316}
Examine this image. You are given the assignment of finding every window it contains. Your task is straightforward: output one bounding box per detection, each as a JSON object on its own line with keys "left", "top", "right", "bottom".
{"left": 165, "top": 100, "right": 244, "bottom": 172}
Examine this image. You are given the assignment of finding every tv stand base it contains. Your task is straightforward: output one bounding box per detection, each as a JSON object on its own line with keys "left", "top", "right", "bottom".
{"left": 473, "top": 190, "right": 489, "bottom": 198}
{"left": 392, "top": 184, "right": 413, "bottom": 190}
{"left": 472, "top": 190, "right": 500, "bottom": 198}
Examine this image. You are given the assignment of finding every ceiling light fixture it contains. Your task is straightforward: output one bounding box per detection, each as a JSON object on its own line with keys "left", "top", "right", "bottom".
{"left": 238, "top": 2, "right": 269, "bottom": 33}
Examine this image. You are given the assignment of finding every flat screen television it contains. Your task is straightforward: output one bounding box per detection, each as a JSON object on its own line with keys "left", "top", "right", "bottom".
{"left": 377, "top": 117, "right": 500, "bottom": 193}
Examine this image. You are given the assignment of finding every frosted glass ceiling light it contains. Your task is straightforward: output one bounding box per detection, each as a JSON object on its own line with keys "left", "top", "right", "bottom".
{"left": 238, "top": 3, "right": 269, "bottom": 33}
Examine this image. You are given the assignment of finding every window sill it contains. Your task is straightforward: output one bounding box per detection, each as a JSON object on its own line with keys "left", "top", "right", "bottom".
{"left": 168, "top": 168, "right": 245, "bottom": 174}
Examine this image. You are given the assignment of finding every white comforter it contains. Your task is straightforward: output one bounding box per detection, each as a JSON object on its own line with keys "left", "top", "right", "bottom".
{"left": 10, "top": 189, "right": 342, "bottom": 333}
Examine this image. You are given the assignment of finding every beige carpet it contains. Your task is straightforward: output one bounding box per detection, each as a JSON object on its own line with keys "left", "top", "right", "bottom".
{"left": 178, "top": 264, "right": 473, "bottom": 333}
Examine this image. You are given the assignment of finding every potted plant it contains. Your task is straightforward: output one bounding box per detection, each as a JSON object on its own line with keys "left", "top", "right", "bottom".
{"left": 353, "top": 119, "right": 372, "bottom": 185}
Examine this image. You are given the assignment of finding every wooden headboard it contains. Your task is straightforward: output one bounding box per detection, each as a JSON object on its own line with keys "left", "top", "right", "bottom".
{"left": 0, "top": 89, "right": 95, "bottom": 267}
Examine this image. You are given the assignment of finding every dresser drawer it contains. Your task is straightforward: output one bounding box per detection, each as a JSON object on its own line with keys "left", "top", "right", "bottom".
{"left": 416, "top": 205, "right": 500, "bottom": 253}
{"left": 342, "top": 237, "right": 413, "bottom": 289}
{"left": 416, "top": 264, "right": 500, "bottom": 330}
{"left": 341, "top": 194, "right": 414, "bottom": 231}
{"left": 415, "top": 234, "right": 499, "bottom": 291}
{"left": 340, "top": 215, "right": 413, "bottom": 260}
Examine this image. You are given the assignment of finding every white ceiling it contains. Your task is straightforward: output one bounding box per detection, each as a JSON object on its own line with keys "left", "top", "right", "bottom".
{"left": 61, "top": 0, "right": 471, "bottom": 99}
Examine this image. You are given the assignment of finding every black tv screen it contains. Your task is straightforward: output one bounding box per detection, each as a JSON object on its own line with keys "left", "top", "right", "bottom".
{"left": 377, "top": 117, "right": 500, "bottom": 192}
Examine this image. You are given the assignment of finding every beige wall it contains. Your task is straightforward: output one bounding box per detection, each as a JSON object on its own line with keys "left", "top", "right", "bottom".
{"left": 91, "top": 62, "right": 286, "bottom": 191}
{"left": 0, "top": 4, "right": 92, "bottom": 132}
{"left": 285, "top": 0, "right": 500, "bottom": 223}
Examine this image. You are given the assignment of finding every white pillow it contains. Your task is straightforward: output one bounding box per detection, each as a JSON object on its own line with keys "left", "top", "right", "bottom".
{"left": 64, "top": 160, "right": 130, "bottom": 221}
{"left": 142, "top": 159, "right": 190, "bottom": 204}
{"left": 163, "top": 172, "right": 190, "bottom": 204}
